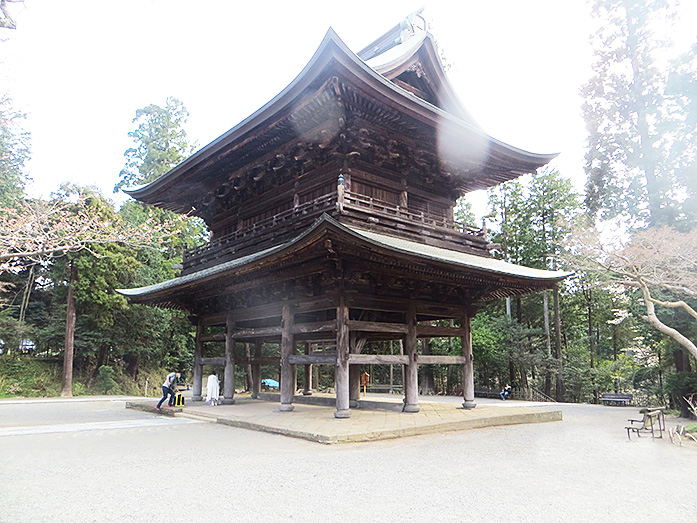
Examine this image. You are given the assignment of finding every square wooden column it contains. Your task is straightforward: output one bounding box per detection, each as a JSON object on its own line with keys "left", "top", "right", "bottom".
{"left": 302, "top": 342, "right": 313, "bottom": 396}
{"left": 335, "top": 293, "right": 350, "bottom": 418}
{"left": 222, "top": 315, "right": 236, "bottom": 405}
{"left": 279, "top": 303, "right": 295, "bottom": 412}
{"left": 404, "top": 303, "right": 420, "bottom": 412}
{"left": 192, "top": 321, "right": 203, "bottom": 401}
{"left": 461, "top": 313, "right": 476, "bottom": 409}
{"left": 251, "top": 340, "right": 262, "bottom": 399}
{"left": 349, "top": 365, "right": 361, "bottom": 407}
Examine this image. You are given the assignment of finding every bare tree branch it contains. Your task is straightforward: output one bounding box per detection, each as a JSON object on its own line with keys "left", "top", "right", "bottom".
{"left": 566, "top": 225, "right": 697, "bottom": 361}
{"left": 0, "top": 0, "right": 22, "bottom": 30}
{"left": 0, "top": 196, "right": 183, "bottom": 270}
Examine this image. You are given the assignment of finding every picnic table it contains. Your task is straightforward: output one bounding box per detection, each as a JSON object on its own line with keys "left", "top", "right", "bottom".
{"left": 625, "top": 407, "right": 665, "bottom": 440}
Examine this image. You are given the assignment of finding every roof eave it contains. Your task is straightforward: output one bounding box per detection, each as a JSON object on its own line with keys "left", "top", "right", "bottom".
{"left": 117, "top": 214, "right": 571, "bottom": 303}
{"left": 125, "top": 29, "right": 558, "bottom": 205}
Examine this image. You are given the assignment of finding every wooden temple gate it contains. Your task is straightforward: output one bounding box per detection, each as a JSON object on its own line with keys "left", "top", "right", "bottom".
{"left": 190, "top": 293, "right": 477, "bottom": 417}
{"left": 119, "top": 21, "right": 568, "bottom": 419}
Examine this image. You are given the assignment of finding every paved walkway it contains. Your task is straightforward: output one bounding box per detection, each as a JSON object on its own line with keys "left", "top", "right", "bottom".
{"left": 128, "top": 392, "right": 562, "bottom": 443}
{"left": 3, "top": 396, "right": 695, "bottom": 521}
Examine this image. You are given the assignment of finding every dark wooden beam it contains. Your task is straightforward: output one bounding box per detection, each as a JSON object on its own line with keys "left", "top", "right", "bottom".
{"left": 291, "top": 320, "right": 336, "bottom": 334}
{"left": 415, "top": 325, "right": 466, "bottom": 338}
{"left": 235, "top": 357, "right": 281, "bottom": 365}
{"left": 417, "top": 355, "right": 467, "bottom": 364}
{"left": 348, "top": 354, "right": 409, "bottom": 365}
{"left": 234, "top": 326, "right": 283, "bottom": 339}
{"left": 289, "top": 354, "right": 338, "bottom": 365}
{"left": 201, "top": 357, "right": 226, "bottom": 365}
{"left": 200, "top": 333, "right": 226, "bottom": 342}
{"left": 347, "top": 320, "right": 408, "bottom": 334}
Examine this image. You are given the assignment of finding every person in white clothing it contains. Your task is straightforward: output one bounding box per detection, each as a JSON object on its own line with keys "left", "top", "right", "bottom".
{"left": 206, "top": 371, "right": 220, "bottom": 406}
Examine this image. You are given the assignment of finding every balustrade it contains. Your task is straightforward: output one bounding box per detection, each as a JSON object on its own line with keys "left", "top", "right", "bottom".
{"left": 182, "top": 190, "right": 485, "bottom": 271}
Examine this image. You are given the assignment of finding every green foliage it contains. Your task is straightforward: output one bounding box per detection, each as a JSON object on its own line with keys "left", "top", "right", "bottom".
{"left": 0, "top": 96, "right": 30, "bottom": 208}
{"left": 583, "top": 0, "right": 697, "bottom": 225}
{"left": 0, "top": 357, "right": 61, "bottom": 397}
{"left": 115, "top": 97, "right": 195, "bottom": 192}
{"left": 95, "top": 365, "right": 117, "bottom": 394}
{"left": 0, "top": 309, "right": 32, "bottom": 355}
{"left": 0, "top": 356, "right": 174, "bottom": 397}
{"left": 664, "top": 371, "right": 697, "bottom": 396}
{"left": 487, "top": 167, "right": 578, "bottom": 269}
{"left": 453, "top": 197, "right": 477, "bottom": 228}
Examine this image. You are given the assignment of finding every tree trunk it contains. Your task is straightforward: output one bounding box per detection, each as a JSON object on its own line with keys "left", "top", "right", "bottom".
{"left": 673, "top": 348, "right": 692, "bottom": 373}
{"left": 586, "top": 289, "right": 598, "bottom": 404}
{"left": 553, "top": 283, "right": 565, "bottom": 401}
{"left": 19, "top": 264, "right": 35, "bottom": 324}
{"left": 625, "top": 5, "right": 663, "bottom": 226}
{"left": 640, "top": 284, "right": 697, "bottom": 362}
{"left": 543, "top": 290, "right": 552, "bottom": 397}
{"left": 61, "top": 261, "right": 78, "bottom": 397}
{"left": 516, "top": 297, "right": 522, "bottom": 323}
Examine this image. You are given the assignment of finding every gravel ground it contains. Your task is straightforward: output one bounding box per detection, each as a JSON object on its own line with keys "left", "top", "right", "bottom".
{"left": 0, "top": 398, "right": 694, "bottom": 522}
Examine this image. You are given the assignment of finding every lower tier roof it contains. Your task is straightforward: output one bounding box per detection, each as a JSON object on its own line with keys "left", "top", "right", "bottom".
{"left": 117, "top": 214, "right": 571, "bottom": 306}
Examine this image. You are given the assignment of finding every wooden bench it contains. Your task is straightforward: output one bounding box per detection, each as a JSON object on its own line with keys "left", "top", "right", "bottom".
{"left": 475, "top": 388, "right": 503, "bottom": 399}
{"left": 601, "top": 393, "right": 633, "bottom": 406}
{"left": 625, "top": 408, "right": 665, "bottom": 440}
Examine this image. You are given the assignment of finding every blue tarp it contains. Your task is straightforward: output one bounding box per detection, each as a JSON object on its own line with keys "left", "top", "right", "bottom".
{"left": 262, "top": 379, "right": 279, "bottom": 388}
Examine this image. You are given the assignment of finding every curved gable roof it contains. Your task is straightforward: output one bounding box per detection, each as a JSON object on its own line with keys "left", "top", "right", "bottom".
{"left": 125, "top": 28, "right": 557, "bottom": 214}
{"left": 365, "top": 31, "right": 481, "bottom": 128}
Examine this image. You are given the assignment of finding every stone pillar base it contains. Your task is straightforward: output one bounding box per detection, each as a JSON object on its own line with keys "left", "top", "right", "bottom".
{"left": 221, "top": 398, "right": 235, "bottom": 405}
{"left": 403, "top": 404, "right": 421, "bottom": 413}
{"left": 462, "top": 400, "right": 477, "bottom": 410}
{"left": 349, "top": 399, "right": 359, "bottom": 408}
{"left": 334, "top": 409, "right": 351, "bottom": 419}
{"left": 192, "top": 395, "right": 203, "bottom": 402}
{"left": 251, "top": 393, "right": 259, "bottom": 399}
{"left": 302, "top": 390, "right": 313, "bottom": 396}
{"left": 279, "top": 404, "right": 294, "bottom": 412}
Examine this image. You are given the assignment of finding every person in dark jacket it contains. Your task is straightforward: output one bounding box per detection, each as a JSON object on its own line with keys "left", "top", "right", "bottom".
{"left": 156, "top": 371, "right": 180, "bottom": 409}
{"left": 500, "top": 384, "right": 512, "bottom": 400}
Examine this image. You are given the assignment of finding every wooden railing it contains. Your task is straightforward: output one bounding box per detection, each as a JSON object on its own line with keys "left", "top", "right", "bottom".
{"left": 342, "top": 191, "right": 484, "bottom": 237}
{"left": 527, "top": 388, "right": 557, "bottom": 403}
{"left": 182, "top": 193, "right": 336, "bottom": 271}
{"left": 182, "top": 190, "right": 486, "bottom": 271}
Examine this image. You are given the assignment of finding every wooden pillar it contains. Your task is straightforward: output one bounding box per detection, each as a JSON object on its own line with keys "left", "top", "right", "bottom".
{"left": 251, "top": 340, "right": 262, "bottom": 399}
{"left": 404, "top": 303, "right": 420, "bottom": 412}
{"left": 313, "top": 348, "right": 319, "bottom": 391}
{"left": 302, "top": 342, "right": 313, "bottom": 395}
{"left": 349, "top": 365, "right": 361, "bottom": 407}
{"left": 192, "top": 320, "right": 203, "bottom": 401}
{"left": 335, "top": 293, "right": 350, "bottom": 418}
{"left": 279, "top": 303, "right": 294, "bottom": 412}
{"left": 461, "top": 313, "right": 476, "bottom": 409}
{"left": 223, "top": 315, "right": 236, "bottom": 405}
{"left": 349, "top": 334, "right": 366, "bottom": 407}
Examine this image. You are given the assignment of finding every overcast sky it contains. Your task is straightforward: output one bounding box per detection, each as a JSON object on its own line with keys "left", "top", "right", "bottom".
{"left": 2, "top": 1, "right": 695, "bottom": 215}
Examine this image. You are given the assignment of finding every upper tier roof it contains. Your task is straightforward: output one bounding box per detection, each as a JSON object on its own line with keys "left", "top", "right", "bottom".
{"left": 125, "top": 26, "right": 558, "bottom": 216}
{"left": 358, "top": 10, "right": 480, "bottom": 127}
